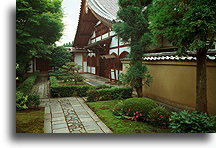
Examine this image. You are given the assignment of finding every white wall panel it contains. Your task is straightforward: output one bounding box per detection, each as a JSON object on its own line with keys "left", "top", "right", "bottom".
{"left": 109, "top": 48, "right": 118, "bottom": 55}
{"left": 119, "top": 46, "right": 130, "bottom": 55}
{"left": 110, "top": 37, "right": 118, "bottom": 48}
{"left": 83, "top": 62, "right": 87, "bottom": 72}
{"left": 92, "top": 67, "right": 96, "bottom": 74}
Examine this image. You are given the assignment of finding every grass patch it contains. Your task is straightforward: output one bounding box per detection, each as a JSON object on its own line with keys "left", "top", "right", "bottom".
{"left": 16, "top": 107, "right": 44, "bottom": 133}
{"left": 87, "top": 100, "right": 170, "bottom": 133}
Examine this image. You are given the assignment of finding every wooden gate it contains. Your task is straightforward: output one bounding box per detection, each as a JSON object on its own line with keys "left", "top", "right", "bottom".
{"left": 36, "top": 58, "right": 52, "bottom": 72}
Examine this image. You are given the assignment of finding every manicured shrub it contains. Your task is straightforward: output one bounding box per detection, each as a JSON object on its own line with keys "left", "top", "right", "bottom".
{"left": 16, "top": 91, "right": 28, "bottom": 110}
{"left": 169, "top": 110, "right": 216, "bottom": 133}
{"left": 27, "top": 93, "right": 40, "bottom": 108}
{"left": 50, "top": 76, "right": 58, "bottom": 87}
{"left": 113, "top": 98, "right": 158, "bottom": 121}
{"left": 95, "top": 85, "right": 113, "bottom": 90}
{"left": 86, "top": 89, "right": 99, "bottom": 102}
{"left": 97, "top": 87, "right": 132, "bottom": 101}
{"left": 50, "top": 84, "right": 91, "bottom": 97}
{"left": 147, "top": 106, "right": 171, "bottom": 127}
{"left": 17, "top": 71, "right": 40, "bottom": 94}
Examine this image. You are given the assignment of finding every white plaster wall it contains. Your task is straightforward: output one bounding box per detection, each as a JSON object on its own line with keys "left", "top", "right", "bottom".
{"left": 91, "top": 39, "right": 96, "bottom": 44}
{"left": 83, "top": 62, "right": 87, "bottom": 72}
{"left": 74, "top": 53, "right": 83, "bottom": 72}
{"left": 119, "top": 46, "right": 131, "bottom": 55}
{"left": 111, "top": 69, "right": 119, "bottom": 80}
{"left": 110, "top": 31, "right": 115, "bottom": 36}
{"left": 92, "top": 67, "right": 96, "bottom": 74}
{"left": 96, "top": 36, "right": 101, "bottom": 42}
{"left": 109, "top": 49, "right": 118, "bottom": 55}
{"left": 102, "top": 33, "right": 108, "bottom": 39}
{"left": 87, "top": 66, "right": 91, "bottom": 73}
{"left": 96, "top": 21, "right": 101, "bottom": 26}
{"left": 110, "top": 37, "right": 118, "bottom": 48}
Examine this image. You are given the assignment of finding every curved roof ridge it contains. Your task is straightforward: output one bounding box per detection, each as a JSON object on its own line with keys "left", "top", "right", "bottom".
{"left": 88, "top": 0, "right": 118, "bottom": 22}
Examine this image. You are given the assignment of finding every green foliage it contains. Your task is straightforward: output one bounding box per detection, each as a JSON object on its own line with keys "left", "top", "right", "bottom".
{"left": 16, "top": 0, "right": 64, "bottom": 74}
{"left": 17, "top": 71, "right": 40, "bottom": 94}
{"left": 97, "top": 87, "right": 133, "bottom": 101}
{"left": 119, "top": 62, "right": 153, "bottom": 88}
{"left": 51, "top": 85, "right": 90, "bottom": 97}
{"left": 169, "top": 110, "right": 216, "bottom": 133}
{"left": 60, "top": 62, "right": 84, "bottom": 83}
{"left": 147, "top": 106, "right": 171, "bottom": 127}
{"left": 16, "top": 91, "right": 28, "bottom": 110}
{"left": 49, "top": 76, "right": 58, "bottom": 87}
{"left": 94, "top": 85, "right": 113, "bottom": 90}
{"left": 86, "top": 89, "right": 99, "bottom": 102}
{"left": 148, "top": 0, "right": 216, "bottom": 53}
{"left": 114, "top": 0, "right": 153, "bottom": 97}
{"left": 63, "top": 42, "right": 73, "bottom": 47}
{"left": 87, "top": 100, "right": 170, "bottom": 133}
{"left": 27, "top": 93, "right": 40, "bottom": 108}
{"left": 50, "top": 46, "right": 71, "bottom": 69}
{"left": 86, "top": 87, "right": 132, "bottom": 102}
{"left": 113, "top": 98, "right": 158, "bottom": 121}
{"left": 50, "top": 76, "right": 90, "bottom": 97}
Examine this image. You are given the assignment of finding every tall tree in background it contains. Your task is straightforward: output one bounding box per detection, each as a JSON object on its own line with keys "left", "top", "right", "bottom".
{"left": 114, "top": 0, "right": 153, "bottom": 97}
{"left": 149, "top": 0, "right": 216, "bottom": 113}
{"left": 16, "top": 0, "right": 64, "bottom": 75}
{"left": 50, "top": 46, "right": 71, "bottom": 70}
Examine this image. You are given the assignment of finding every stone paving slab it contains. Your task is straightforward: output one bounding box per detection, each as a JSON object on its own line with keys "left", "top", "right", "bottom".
{"left": 43, "top": 97, "right": 113, "bottom": 133}
{"left": 33, "top": 75, "right": 112, "bottom": 134}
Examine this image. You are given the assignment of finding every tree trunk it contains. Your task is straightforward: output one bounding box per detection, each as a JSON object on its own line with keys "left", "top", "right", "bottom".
{"left": 196, "top": 48, "right": 208, "bottom": 113}
{"left": 135, "top": 78, "right": 143, "bottom": 97}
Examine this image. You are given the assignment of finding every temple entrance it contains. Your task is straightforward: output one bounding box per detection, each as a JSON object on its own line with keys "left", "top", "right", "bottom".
{"left": 36, "top": 58, "right": 52, "bottom": 72}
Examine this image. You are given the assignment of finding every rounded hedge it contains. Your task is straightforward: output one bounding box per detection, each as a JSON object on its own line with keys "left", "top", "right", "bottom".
{"left": 147, "top": 106, "right": 171, "bottom": 127}
{"left": 113, "top": 98, "right": 158, "bottom": 121}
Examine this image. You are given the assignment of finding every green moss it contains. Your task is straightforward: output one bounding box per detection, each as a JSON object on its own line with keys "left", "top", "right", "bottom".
{"left": 87, "top": 100, "right": 170, "bottom": 133}
{"left": 16, "top": 108, "right": 44, "bottom": 133}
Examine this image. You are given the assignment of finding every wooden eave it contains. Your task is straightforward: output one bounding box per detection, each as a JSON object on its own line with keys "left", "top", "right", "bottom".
{"left": 73, "top": 0, "right": 113, "bottom": 49}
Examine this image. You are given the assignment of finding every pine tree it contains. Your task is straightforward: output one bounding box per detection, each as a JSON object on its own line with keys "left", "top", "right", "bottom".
{"left": 114, "top": 0, "right": 153, "bottom": 97}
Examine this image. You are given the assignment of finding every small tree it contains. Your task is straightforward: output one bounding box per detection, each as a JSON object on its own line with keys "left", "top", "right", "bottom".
{"left": 60, "top": 62, "right": 84, "bottom": 84}
{"left": 114, "top": 0, "right": 153, "bottom": 97}
{"left": 149, "top": 0, "right": 216, "bottom": 113}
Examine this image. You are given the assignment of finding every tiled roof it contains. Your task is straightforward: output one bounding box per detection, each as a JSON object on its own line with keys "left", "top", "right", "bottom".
{"left": 122, "top": 50, "right": 216, "bottom": 61}
{"left": 88, "top": 0, "right": 118, "bottom": 22}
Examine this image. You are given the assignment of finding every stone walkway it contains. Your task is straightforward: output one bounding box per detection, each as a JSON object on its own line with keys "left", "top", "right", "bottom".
{"left": 81, "top": 73, "right": 117, "bottom": 87}
{"left": 43, "top": 97, "right": 112, "bottom": 133}
{"left": 33, "top": 74, "right": 112, "bottom": 133}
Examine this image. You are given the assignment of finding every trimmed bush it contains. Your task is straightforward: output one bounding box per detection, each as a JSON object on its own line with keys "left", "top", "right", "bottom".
{"left": 95, "top": 85, "right": 113, "bottom": 90}
{"left": 147, "top": 106, "right": 171, "bottom": 127}
{"left": 113, "top": 98, "right": 158, "bottom": 121}
{"left": 86, "top": 89, "right": 99, "bottom": 102}
{"left": 50, "top": 76, "right": 91, "bottom": 97}
{"left": 27, "top": 93, "right": 40, "bottom": 108}
{"left": 50, "top": 76, "right": 58, "bottom": 87}
{"left": 97, "top": 87, "right": 132, "bottom": 101}
{"left": 16, "top": 91, "right": 28, "bottom": 110}
{"left": 169, "top": 110, "right": 216, "bottom": 133}
{"left": 17, "top": 71, "right": 40, "bottom": 94}
{"left": 51, "top": 85, "right": 90, "bottom": 97}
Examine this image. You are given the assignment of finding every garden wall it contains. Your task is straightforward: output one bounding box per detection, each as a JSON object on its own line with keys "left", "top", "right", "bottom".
{"left": 122, "top": 61, "right": 216, "bottom": 115}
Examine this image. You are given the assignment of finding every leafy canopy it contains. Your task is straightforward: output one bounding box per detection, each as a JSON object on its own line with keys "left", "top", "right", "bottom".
{"left": 16, "top": 0, "right": 64, "bottom": 73}
{"left": 148, "top": 0, "right": 216, "bottom": 54}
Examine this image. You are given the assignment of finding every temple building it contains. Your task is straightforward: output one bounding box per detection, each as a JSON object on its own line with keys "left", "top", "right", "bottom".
{"left": 72, "top": 0, "right": 130, "bottom": 81}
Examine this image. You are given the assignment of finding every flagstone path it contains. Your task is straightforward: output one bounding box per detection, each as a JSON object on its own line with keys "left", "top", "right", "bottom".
{"left": 33, "top": 74, "right": 112, "bottom": 133}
